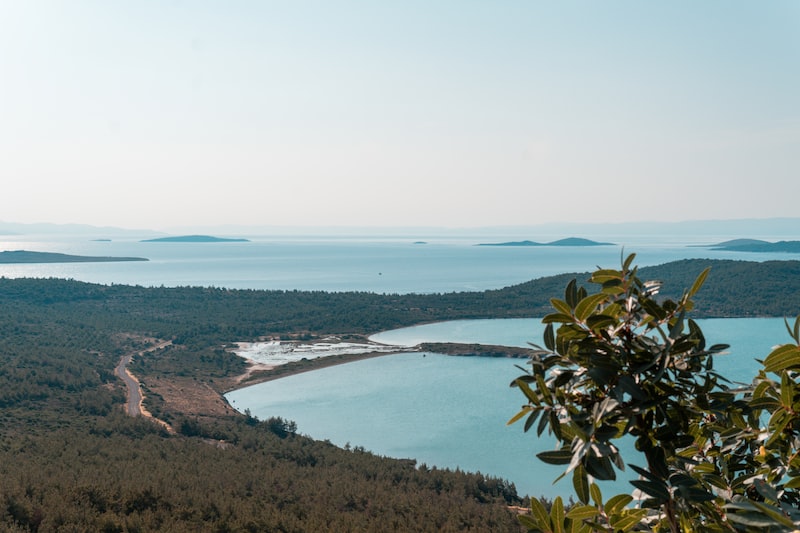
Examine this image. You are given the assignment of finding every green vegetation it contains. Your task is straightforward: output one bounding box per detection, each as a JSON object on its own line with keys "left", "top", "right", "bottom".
{"left": 0, "top": 257, "right": 799, "bottom": 530}
{"left": 509, "top": 255, "right": 800, "bottom": 532}
{"left": 0, "top": 283, "right": 521, "bottom": 531}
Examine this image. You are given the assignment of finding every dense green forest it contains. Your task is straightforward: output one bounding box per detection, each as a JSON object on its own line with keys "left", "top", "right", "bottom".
{"left": 0, "top": 258, "right": 798, "bottom": 531}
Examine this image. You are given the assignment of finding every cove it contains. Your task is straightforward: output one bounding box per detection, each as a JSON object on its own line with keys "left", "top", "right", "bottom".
{"left": 225, "top": 318, "right": 789, "bottom": 498}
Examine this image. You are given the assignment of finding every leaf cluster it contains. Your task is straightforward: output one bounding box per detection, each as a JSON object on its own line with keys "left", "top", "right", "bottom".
{"left": 510, "top": 255, "right": 800, "bottom": 532}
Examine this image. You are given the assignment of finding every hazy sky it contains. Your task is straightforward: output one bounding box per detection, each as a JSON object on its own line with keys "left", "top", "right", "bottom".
{"left": 1, "top": 1, "right": 798, "bottom": 230}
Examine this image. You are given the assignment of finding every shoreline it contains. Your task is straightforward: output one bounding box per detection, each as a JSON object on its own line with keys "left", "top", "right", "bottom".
{"left": 226, "top": 349, "right": 410, "bottom": 392}
{"left": 225, "top": 340, "right": 532, "bottom": 393}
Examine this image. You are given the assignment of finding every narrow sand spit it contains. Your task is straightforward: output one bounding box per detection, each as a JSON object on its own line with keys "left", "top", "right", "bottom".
{"left": 232, "top": 338, "right": 408, "bottom": 367}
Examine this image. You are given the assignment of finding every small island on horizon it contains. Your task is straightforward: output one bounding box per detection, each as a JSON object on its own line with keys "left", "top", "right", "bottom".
{"left": 0, "top": 250, "right": 148, "bottom": 264}
{"left": 699, "top": 239, "right": 800, "bottom": 253}
{"left": 141, "top": 235, "right": 250, "bottom": 243}
{"left": 477, "top": 237, "right": 615, "bottom": 247}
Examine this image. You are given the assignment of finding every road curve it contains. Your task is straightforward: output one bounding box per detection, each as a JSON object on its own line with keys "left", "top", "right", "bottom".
{"left": 115, "top": 341, "right": 172, "bottom": 417}
{"left": 115, "top": 354, "right": 142, "bottom": 416}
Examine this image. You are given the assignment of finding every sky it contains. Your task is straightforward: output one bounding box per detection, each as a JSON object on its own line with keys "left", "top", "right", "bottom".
{"left": 1, "top": 1, "right": 798, "bottom": 231}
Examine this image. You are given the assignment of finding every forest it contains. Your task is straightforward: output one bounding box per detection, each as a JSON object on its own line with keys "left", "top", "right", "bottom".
{"left": 0, "top": 258, "right": 798, "bottom": 531}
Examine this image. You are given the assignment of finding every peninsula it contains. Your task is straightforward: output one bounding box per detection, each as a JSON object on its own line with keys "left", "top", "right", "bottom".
{"left": 704, "top": 239, "right": 800, "bottom": 253}
{"left": 141, "top": 235, "right": 250, "bottom": 243}
{"left": 0, "top": 250, "right": 148, "bottom": 264}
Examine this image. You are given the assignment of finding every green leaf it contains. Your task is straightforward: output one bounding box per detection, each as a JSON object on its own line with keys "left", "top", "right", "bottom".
{"left": 507, "top": 407, "right": 530, "bottom": 426}
{"left": 629, "top": 479, "right": 670, "bottom": 503}
{"left": 590, "top": 269, "right": 623, "bottom": 284}
{"left": 763, "top": 344, "right": 800, "bottom": 373}
{"left": 566, "top": 504, "right": 599, "bottom": 521}
{"left": 604, "top": 494, "right": 633, "bottom": 515}
{"left": 550, "top": 411, "right": 563, "bottom": 440}
{"left": 784, "top": 315, "right": 800, "bottom": 343}
{"left": 516, "top": 380, "right": 541, "bottom": 406}
{"left": 641, "top": 298, "right": 666, "bottom": 321}
{"left": 543, "top": 313, "right": 576, "bottom": 324}
{"left": 550, "top": 497, "right": 565, "bottom": 533}
{"left": 585, "top": 455, "right": 616, "bottom": 481}
{"left": 750, "top": 501, "right": 796, "bottom": 528}
{"left": 537, "top": 409, "right": 550, "bottom": 436}
{"left": 766, "top": 410, "right": 792, "bottom": 447}
{"left": 523, "top": 410, "right": 542, "bottom": 432}
{"left": 752, "top": 479, "right": 780, "bottom": 503}
{"left": 784, "top": 477, "right": 800, "bottom": 489}
{"left": 781, "top": 371, "right": 794, "bottom": 408}
{"left": 795, "top": 315, "right": 800, "bottom": 343}
{"left": 575, "top": 293, "right": 608, "bottom": 322}
{"left": 537, "top": 449, "right": 573, "bottom": 465}
{"left": 529, "top": 497, "right": 551, "bottom": 530}
{"left": 644, "top": 447, "right": 669, "bottom": 481}
{"left": 585, "top": 314, "right": 616, "bottom": 330}
{"left": 573, "top": 465, "right": 589, "bottom": 504}
{"left": 615, "top": 375, "right": 645, "bottom": 401}
{"left": 622, "top": 253, "right": 636, "bottom": 271}
{"left": 748, "top": 397, "right": 781, "bottom": 411}
{"left": 702, "top": 473, "right": 730, "bottom": 491}
{"left": 609, "top": 512, "right": 646, "bottom": 532}
{"left": 725, "top": 511, "right": 780, "bottom": 528}
{"left": 589, "top": 483, "right": 602, "bottom": 507}
{"left": 683, "top": 487, "right": 716, "bottom": 503}
{"left": 544, "top": 323, "right": 555, "bottom": 352}
{"left": 550, "top": 298, "right": 573, "bottom": 316}
{"left": 687, "top": 267, "right": 710, "bottom": 298}
{"left": 565, "top": 279, "right": 579, "bottom": 308}
{"left": 536, "top": 374, "right": 553, "bottom": 406}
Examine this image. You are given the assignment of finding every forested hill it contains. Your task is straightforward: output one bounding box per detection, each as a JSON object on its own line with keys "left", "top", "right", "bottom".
{"left": 1, "top": 258, "right": 796, "bottom": 342}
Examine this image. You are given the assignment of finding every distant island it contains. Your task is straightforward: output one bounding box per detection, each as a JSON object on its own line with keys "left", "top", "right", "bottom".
{"left": 702, "top": 239, "right": 800, "bottom": 253}
{"left": 477, "top": 237, "right": 614, "bottom": 247}
{"left": 141, "top": 235, "right": 250, "bottom": 243}
{"left": 0, "top": 250, "right": 148, "bottom": 264}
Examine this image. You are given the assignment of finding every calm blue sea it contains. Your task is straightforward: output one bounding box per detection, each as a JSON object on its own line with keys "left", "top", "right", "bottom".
{"left": 0, "top": 232, "right": 795, "bottom": 293}
{"left": 1, "top": 232, "right": 796, "bottom": 498}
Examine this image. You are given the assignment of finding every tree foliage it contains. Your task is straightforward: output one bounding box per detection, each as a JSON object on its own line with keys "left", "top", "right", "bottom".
{"left": 510, "top": 254, "right": 800, "bottom": 532}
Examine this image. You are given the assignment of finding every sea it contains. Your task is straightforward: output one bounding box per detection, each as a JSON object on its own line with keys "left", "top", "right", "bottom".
{"left": 1, "top": 230, "right": 797, "bottom": 498}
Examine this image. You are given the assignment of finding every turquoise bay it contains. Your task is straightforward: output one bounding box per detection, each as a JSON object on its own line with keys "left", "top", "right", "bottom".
{"left": 226, "top": 317, "right": 789, "bottom": 499}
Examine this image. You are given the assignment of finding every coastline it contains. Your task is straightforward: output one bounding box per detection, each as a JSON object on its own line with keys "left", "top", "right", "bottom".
{"left": 227, "top": 349, "right": 409, "bottom": 392}
{"left": 225, "top": 340, "right": 532, "bottom": 393}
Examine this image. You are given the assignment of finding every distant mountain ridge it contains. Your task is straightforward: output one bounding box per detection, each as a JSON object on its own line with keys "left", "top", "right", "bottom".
{"left": 477, "top": 237, "right": 614, "bottom": 247}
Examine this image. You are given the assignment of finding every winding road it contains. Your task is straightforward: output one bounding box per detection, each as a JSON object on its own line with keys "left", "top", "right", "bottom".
{"left": 114, "top": 340, "right": 172, "bottom": 417}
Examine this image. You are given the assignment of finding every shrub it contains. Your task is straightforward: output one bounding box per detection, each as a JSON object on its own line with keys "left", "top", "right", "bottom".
{"left": 510, "top": 254, "right": 800, "bottom": 532}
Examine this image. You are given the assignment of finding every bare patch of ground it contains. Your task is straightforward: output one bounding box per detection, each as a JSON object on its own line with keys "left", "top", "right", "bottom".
{"left": 145, "top": 376, "right": 239, "bottom": 418}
